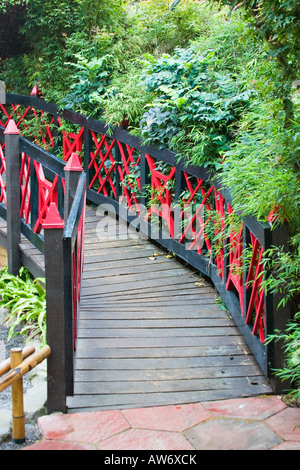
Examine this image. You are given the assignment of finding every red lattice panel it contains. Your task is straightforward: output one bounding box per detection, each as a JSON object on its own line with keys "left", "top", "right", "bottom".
{"left": 179, "top": 174, "right": 214, "bottom": 255}
{"left": 117, "top": 142, "right": 141, "bottom": 213}
{"left": 0, "top": 142, "right": 6, "bottom": 207}
{"left": 0, "top": 103, "right": 31, "bottom": 129}
{"left": 226, "top": 205, "right": 244, "bottom": 314}
{"left": 89, "top": 131, "right": 117, "bottom": 198}
{"left": 0, "top": 103, "right": 56, "bottom": 151}
{"left": 31, "top": 108, "right": 55, "bottom": 151}
{"left": 57, "top": 118, "right": 84, "bottom": 163}
{"left": 20, "top": 153, "right": 31, "bottom": 224}
{"left": 178, "top": 178, "right": 226, "bottom": 279}
{"left": 245, "top": 234, "right": 265, "bottom": 343}
{"left": 213, "top": 189, "right": 226, "bottom": 279}
{"left": 33, "top": 161, "right": 59, "bottom": 234}
{"left": 145, "top": 155, "right": 176, "bottom": 238}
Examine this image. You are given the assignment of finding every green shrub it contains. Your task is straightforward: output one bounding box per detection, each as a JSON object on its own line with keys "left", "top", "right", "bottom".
{"left": 263, "top": 238, "right": 300, "bottom": 402}
{"left": 138, "top": 47, "right": 251, "bottom": 168}
{"left": 102, "top": 69, "right": 155, "bottom": 128}
{"left": 59, "top": 54, "right": 113, "bottom": 117}
{"left": 266, "top": 312, "right": 300, "bottom": 404}
{"left": 0, "top": 267, "right": 46, "bottom": 346}
{"left": 219, "top": 101, "right": 300, "bottom": 231}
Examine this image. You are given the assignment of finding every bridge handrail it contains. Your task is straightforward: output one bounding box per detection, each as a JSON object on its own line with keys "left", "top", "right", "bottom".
{"left": 0, "top": 106, "right": 87, "bottom": 412}
{"left": 2, "top": 92, "right": 273, "bottom": 245}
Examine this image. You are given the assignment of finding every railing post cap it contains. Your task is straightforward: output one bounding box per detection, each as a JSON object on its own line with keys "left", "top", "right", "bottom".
{"left": 64, "top": 152, "right": 83, "bottom": 172}
{"left": 30, "top": 85, "right": 41, "bottom": 96}
{"left": 4, "top": 119, "right": 20, "bottom": 135}
{"left": 42, "top": 202, "right": 64, "bottom": 230}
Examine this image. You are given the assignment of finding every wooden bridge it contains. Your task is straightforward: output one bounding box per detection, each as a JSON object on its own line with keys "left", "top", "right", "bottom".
{"left": 0, "top": 204, "right": 272, "bottom": 412}
{"left": 67, "top": 206, "right": 272, "bottom": 412}
{"left": 0, "top": 91, "right": 291, "bottom": 413}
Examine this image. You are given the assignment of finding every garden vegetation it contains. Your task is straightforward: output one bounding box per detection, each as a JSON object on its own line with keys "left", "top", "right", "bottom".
{"left": 0, "top": 0, "right": 299, "bottom": 402}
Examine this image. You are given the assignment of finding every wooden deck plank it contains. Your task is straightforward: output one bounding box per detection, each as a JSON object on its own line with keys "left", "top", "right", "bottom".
{"left": 75, "top": 336, "right": 246, "bottom": 349}
{"left": 67, "top": 385, "right": 272, "bottom": 412}
{"left": 78, "top": 318, "right": 236, "bottom": 328}
{"left": 74, "top": 351, "right": 254, "bottom": 366}
{"left": 74, "top": 365, "right": 261, "bottom": 382}
{"left": 73, "top": 375, "right": 268, "bottom": 395}
{"left": 77, "top": 327, "right": 241, "bottom": 338}
{"left": 78, "top": 308, "right": 227, "bottom": 317}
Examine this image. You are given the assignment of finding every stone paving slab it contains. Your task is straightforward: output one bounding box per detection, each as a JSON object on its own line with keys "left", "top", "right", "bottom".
{"left": 21, "top": 396, "right": 300, "bottom": 451}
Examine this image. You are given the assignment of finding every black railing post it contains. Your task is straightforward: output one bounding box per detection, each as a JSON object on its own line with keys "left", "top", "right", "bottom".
{"left": 43, "top": 202, "right": 67, "bottom": 413}
{"left": 174, "top": 167, "right": 183, "bottom": 240}
{"left": 30, "top": 158, "right": 39, "bottom": 233}
{"left": 4, "top": 120, "right": 22, "bottom": 276}
{"left": 139, "top": 151, "right": 150, "bottom": 237}
{"left": 83, "top": 125, "right": 92, "bottom": 189}
{"left": 242, "top": 224, "right": 251, "bottom": 319}
{"left": 265, "top": 222, "right": 292, "bottom": 394}
{"left": 63, "top": 152, "right": 83, "bottom": 396}
{"left": 64, "top": 152, "right": 83, "bottom": 218}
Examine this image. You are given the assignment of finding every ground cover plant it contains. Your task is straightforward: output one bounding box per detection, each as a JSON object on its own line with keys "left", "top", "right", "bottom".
{"left": 0, "top": 267, "right": 46, "bottom": 346}
{"left": 0, "top": 0, "right": 299, "bottom": 401}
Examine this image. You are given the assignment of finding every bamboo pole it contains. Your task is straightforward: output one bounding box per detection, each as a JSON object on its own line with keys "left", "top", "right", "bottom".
{"left": 0, "top": 346, "right": 51, "bottom": 392}
{"left": 10, "top": 348, "right": 25, "bottom": 443}
{"left": 0, "top": 345, "right": 36, "bottom": 377}
{"left": 0, "top": 345, "right": 51, "bottom": 444}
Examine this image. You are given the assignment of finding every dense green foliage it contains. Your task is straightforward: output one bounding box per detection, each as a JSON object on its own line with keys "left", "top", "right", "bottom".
{"left": 0, "top": 267, "right": 46, "bottom": 345}
{"left": 209, "top": 0, "right": 300, "bottom": 125}
{"left": 0, "top": 0, "right": 299, "bottom": 398}
{"left": 137, "top": 47, "right": 252, "bottom": 168}
{"left": 266, "top": 312, "right": 300, "bottom": 402}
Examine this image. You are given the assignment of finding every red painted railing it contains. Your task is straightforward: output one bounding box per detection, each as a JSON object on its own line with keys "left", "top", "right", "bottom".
{"left": 0, "top": 89, "right": 291, "bottom": 394}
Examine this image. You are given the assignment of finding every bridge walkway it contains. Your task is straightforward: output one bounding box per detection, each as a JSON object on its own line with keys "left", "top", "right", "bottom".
{"left": 66, "top": 206, "right": 272, "bottom": 413}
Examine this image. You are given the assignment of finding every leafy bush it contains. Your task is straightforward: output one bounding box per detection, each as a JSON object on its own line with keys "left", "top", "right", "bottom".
{"left": 59, "top": 54, "right": 113, "bottom": 117}
{"left": 0, "top": 267, "right": 46, "bottom": 346}
{"left": 266, "top": 312, "right": 300, "bottom": 404}
{"left": 263, "top": 239, "right": 300, "bottom": 402}
{"left": 208, "top": 0, "right": 300, "bottom": 128}
{"left": 138, "top": 47, "right": 251, "bottom": 168}
{"left": 132, "top": 0, "right": 217, "bottom": 55}
{"left": 218, "top": 98, "right": 300, "bottom": 230}
{"left": 102, "top": 69, "right": 155, "bottom": 128}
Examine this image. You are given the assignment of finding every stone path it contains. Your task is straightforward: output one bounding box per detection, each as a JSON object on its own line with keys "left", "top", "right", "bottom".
{"left": 23, "top": 396, "right": 300, "bottom": 451}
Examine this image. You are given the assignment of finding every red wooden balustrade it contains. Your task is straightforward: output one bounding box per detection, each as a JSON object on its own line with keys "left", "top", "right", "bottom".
{"left": 0, "top": 115, "right": 86, "bottom": 413}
